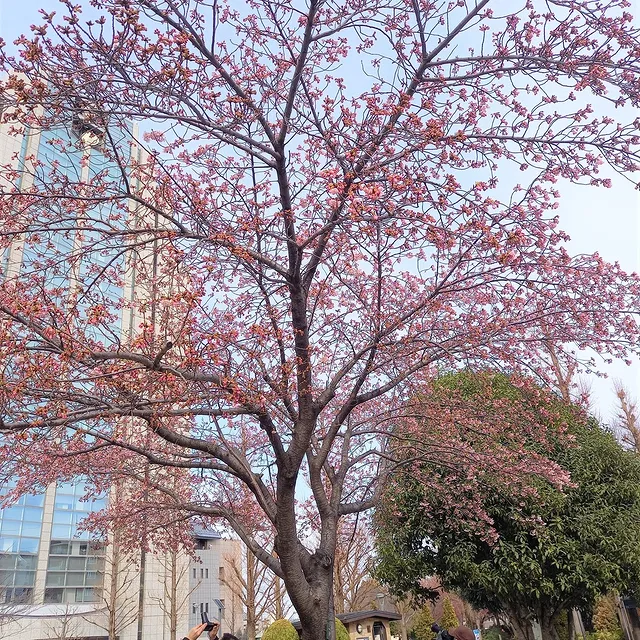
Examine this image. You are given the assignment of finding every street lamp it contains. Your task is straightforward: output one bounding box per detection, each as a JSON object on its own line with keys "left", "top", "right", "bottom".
{"left": 214, "top": 599, "right": 225, "bottom": 634}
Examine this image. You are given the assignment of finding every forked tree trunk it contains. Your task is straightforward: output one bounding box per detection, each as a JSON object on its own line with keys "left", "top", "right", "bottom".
{"left": 539, "top": 608, "right": 560, "bottom": 640}
{"left": 272, "top": 416, "right": 339, "bottom": 640}
{"left": 506, "top": 606, "right": 535, "bottom": 640}
{"left": 275, "top": 523, "right": 336, "bottom": 640}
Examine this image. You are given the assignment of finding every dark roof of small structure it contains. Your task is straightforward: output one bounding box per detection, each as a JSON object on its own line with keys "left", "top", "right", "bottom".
{"left": 339, "top": 610, "right": 402, "bottom": 624}
{"left": 192, "top": 527, "right": 222, "bottom": 539}
{"left": 291, "top": 610, "right": 401, "bottom": 629}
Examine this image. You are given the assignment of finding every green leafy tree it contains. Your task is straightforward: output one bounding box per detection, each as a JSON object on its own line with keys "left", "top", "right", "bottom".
{"left": 440, "top": 598, "right": 459, "bottom": 629}
{"left": 411, "top": 605, "right": 436, "bottom": 640}
{"left": 262, "top": 620, "right": 299, "bottom": 640}
{"left": 374, "top": 373, "right": 640, "bottom": 640}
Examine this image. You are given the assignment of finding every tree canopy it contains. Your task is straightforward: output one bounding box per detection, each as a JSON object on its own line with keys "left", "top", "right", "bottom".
{"left": 1, "top": 2, "right": 640, "bottom": 638}
{"left": 375, "top": 374, "right": 640, "bottom": 640}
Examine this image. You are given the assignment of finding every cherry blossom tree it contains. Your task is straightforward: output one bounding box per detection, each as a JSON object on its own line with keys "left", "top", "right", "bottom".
{"left": 1, "top": 1, "right": 640, "bottom": 639}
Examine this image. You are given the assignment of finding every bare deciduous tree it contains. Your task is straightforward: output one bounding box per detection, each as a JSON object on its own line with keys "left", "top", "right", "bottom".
{"left": 222, "top": 546, "right": 293, "bottom": 640}
{"left": 45, "top": 605, "right": 83, "bottom": 640}
{"left": 85, "top": 530, "right": 139, "bottom": 640}
{"left": 613, "top": 381, "right": 640, "bottom": 452}
{"left": 152, "top": 547, "right": 197, "bottom": 640}
{"left": 333, "top": 519, "right": 377, "bottom": 614}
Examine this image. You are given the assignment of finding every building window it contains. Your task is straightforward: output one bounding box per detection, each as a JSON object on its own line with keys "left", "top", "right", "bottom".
{"left": 44, "top": 481, "right": 106, "bottom": 604}
{"left": 193, "top": 568, "right": 197, "bottom": 579}
{"left": 0, "top": 92, "right": 11, "bottom": 119}
{"left": 218, "top": 566, "right": 225, "bottom": 580}
{"left": 205, "top": 602, "right": 209, "bottom": 613}
{"left": 193, "top": 603, "right": 197, "bottom": 614}
{"left": 205, "top": 568, "right": 209, "bottom": 579}
{"left": 200, "top": 568, "right": 204, "bottom": 579}
{"left": 0, "top": 482, "right": 45, "bottom": 604}
{"left": 200, "top": 603, "right": 204, "bottom": 614}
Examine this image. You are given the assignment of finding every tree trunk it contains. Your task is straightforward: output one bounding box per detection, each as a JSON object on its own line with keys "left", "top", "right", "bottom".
{"left": 108, "top": 531, "right": 120, "bottom": 640}
{"left": 280, "top": 555, "right": 333, "bottom": 640}
{"left": 539, "top": 609, "right": 560, "bottom": 640}
{"left": 170, "top": 551, "right": 178, "bottom": 640}
{"left": 398, "top": 614, "right": 409, "bottom": 640}
{"left": 246, "top": 547, "right": 256, "bottom": 640}
{"left": 506, "top": 606, "right": 535, "bottom": 640}
{"left": 276, "top": 534, "right": 335, "bottom": 640}
{"left": 567, "top": 611, "right": 574, "bottom": 640}
{"left": 274, "top": 575, "right": 284, "bottom": 620}
{"left": 273, "top": 424, "right": 338, "bottom": 640}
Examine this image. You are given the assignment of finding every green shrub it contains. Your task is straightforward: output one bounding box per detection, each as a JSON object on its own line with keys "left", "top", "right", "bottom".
{"left": 594, "top": 595, "right": 621, "bottom": 634}
{"left": 554, "top": 610, "right": 569, "bottom": 640}
{"left": 440, "top": 598, "right": 459, "bottom": 629}
{"left": 482, "top": 627, "right": 502, "bottom": 640}
{"left": 593, "top": 632, "right": 624, "bottom": 640}
{"left": 262, "top": 619, "right": 299, "bottom": 640}
{"left": 411, "top": 604, "right": 436, "bottom": 640}
{"left": 336, "top": 618, "right": 349, "bottom": 640}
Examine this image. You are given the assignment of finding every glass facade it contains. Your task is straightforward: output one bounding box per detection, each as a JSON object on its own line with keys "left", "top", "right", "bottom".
{"left": 20, "top": 126, "right": 83, "bottom": 292}
{"left": 0, "top": 485, "right": 45, "bottom": 604}
{"left": 17, "top": 124, "right": 127, "bottom": 342}
{"left": 0, "top": 117, "right": 135, "bottom": 613}
{"left": 44, "top": 481, "right": 107, "bottom": 604}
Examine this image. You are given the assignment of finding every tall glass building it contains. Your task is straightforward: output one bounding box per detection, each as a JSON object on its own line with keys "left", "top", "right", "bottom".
{"left": 0, "top": 480, "right": 106, "bottom": 607}
{"left": 0, "top": 112, "right": 123, "bottom": 610}
{"left": 45, "top": 481, "right": 107, "bottom": 605}
{"left": 0, "top": 483, "right": 45, "bottom": 605}
{"left": 0, "top": 110, "right": 244, "bottom": 639}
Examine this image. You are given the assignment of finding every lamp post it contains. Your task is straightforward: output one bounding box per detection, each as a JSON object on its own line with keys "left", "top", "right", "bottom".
{"left": 214, "top": 599, "right": 225, "bottom": 635}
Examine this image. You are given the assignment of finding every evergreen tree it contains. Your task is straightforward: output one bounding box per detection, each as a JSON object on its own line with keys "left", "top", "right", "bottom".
{"left": 412, "top": 605, "right": 436, "bottom": 640}
{"left": 375, "top": 373, "right": 640, "bottom": 640}
{"left": 336, "top": 619, "right": 350, "bottom": 640}
{"left": 440, "top": 598, "right": 459, "bottom": 629}
{"left": 593, "top": 594, "right": 622, "bottom": 640}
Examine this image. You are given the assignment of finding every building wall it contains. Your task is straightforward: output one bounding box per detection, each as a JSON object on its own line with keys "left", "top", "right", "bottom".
{"left": 0, "top": 112, "right": 245, "bottom": 640}
{"left": 344, "top": 618, "right": 394, "bottom": 640}
{"left": 189, "top": 535, "right": 244, "bottom": 637}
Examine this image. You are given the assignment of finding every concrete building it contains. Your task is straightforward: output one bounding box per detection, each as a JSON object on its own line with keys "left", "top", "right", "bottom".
{"left": 0, "top": 104, "right": 244, "bottom": 639}
{"left": 189, "top": 529, "right": 244, "bottom": 636}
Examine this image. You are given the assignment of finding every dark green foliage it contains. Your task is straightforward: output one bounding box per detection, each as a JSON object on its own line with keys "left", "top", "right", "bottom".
{"left": 374, "top": 373, "right": 640, "bottom": 630}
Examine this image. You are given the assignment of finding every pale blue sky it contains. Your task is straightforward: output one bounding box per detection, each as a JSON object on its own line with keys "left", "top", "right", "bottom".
{"left": 1, "top": 0, "right": 638, "bottom": 421}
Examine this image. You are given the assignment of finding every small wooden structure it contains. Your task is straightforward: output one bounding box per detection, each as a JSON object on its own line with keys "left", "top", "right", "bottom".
{"left": 292, "top": 610, "right": 402, "bottom": 640}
